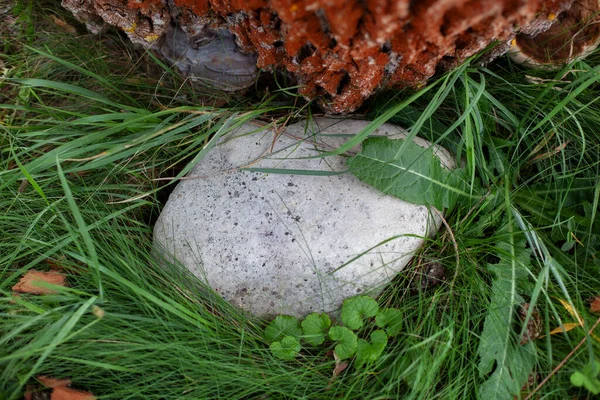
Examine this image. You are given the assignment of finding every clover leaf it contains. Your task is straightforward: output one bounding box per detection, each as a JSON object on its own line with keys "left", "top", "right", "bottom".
{"left": 341, "top": 295, "right": 379, "bottom": 330}
{"left": 264, "top": 315, "right": 302, "bottom": 343}
{"left": 570, "top": 359, "right": 600, "bottom": 394}
{"left": 375, "top": 307, "right": 403, "bottom": 337}
{"left": 355, "top": 330, "right": 388, "bottom": 368}
{"left": 270, "top": 336, "right": 301, "bottom": 360}
{"left": 328, "top": 326, "right": 358, "bottom": 360}
{"left": 301, "top": 312, "right": 331, "bottom": 346}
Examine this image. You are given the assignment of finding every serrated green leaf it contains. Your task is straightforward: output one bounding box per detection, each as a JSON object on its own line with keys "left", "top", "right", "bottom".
{"left": 270, "top": 336, "right": 301, "bottom": 360}
{"left": 348, "top": 137, "right": 478, "bottom": 211}
{"left": 477, "top": 220, "right": 535, "bottom": 399}
{"left": 355, "top": 330, "right": 388, "bottom": 368}
{"left": 570, "top": 360, "right": 600, "bottom": 394}
{"left": 341, "top": 296, "right": 379, "bottom": 330}
{"left": 375, "top": 308, "right": 403, "bottom": 337}
{"left": 301, "top": 312, "right": 331, "bottom": 346}
{"left": 264, "top": 315, "right": 302, "bottom": 343}
{"left": 328, "top": 326, "right": 358, "bottom": 360}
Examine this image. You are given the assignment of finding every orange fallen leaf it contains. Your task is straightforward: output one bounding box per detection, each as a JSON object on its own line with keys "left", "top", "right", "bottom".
{"left": 12, "top": 271, "right": 67, "bottom": 295}
{"left": 38, "top": 376, "right": 71, "bottom": 388}
{"left": 51, "top": 386, "right": 96, "bottom": 400}
{"left": 543, "top": 298, "right": 585, "bottom": 337}
{"left": 549, "top": 322, "right": 580, "bottom": 335}
{"left": 590, "top": 296, "right": 600, "bottom": 314}
{"left": 556, "top": 298, "right": 584, "bottom": 326}
{"left": 46, "top": 258, "right": 67, "bottom": 271}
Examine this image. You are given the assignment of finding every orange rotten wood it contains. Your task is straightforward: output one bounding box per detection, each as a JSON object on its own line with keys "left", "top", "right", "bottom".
{"left": 61, "top": 0, "right": 592, "bottom": 113}
{"left": 37, "top": 376, "right": 72, "bottom": 388}
{"left": 51, "top": 386, "right": 97, "bottom": 400}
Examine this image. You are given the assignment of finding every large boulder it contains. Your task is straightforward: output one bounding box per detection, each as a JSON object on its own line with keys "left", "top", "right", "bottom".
{"left": 153, "top": 118, "right": 455, "bottom": 317}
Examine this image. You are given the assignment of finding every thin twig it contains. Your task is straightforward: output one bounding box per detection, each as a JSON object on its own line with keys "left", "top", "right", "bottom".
{"left": 524, "top": 316, "right": 600, "bottom": 400}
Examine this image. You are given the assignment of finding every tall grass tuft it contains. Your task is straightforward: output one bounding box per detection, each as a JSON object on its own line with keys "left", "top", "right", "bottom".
{"left": 2, "top": 1, "right": 600, "bottom": 399}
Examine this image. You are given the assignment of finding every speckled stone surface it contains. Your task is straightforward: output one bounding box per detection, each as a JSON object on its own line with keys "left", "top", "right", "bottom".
{"left": 153, "top": 118, "right": 455, "bottom": 317}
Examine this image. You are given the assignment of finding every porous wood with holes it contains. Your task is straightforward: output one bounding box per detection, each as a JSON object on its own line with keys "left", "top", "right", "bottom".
{"left": 62, "top": 0, "right": 575, "bottom": 113}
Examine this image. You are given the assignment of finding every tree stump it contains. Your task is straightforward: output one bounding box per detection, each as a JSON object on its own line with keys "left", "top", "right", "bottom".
{"left": 62, "top": 0, "right": 590, "bottom": 113}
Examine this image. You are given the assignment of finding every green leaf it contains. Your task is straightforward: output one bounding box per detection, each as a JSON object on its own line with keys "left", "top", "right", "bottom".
{"left": 348, "top": 137, "right": 478, "bottom": 211}
{"left": 328, "top": 326, "right": 358, "bottom": 360}
{"left": 301, "top": 313, "right": 331, "bottom": 346}
{"left": 341, "top": 296, "right": 379, "bottom": 330}
{"left": 477, "top": 220, "right": 535, "bottom": 400}
{"left": 270, "top": 336, "right": 301, "bottom": 360}
{"left": 375, "top": 308, "right": 403, "bottom": 337}
{"left": 570, "top": 359, "right": 600, "bottom": 395}
{"left": 264, "top": 315, "right": 302, "bottom": 343}
{"left": 355, "top": 330, "right": 388, "bottom": 368}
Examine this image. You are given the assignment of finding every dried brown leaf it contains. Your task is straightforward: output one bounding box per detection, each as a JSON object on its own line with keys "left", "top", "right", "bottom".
{"left": 24, "top": 385, "right": 34, "bottom": 400}
{"left": 92, "top": 305, "right": 105, "bottom": 319}
{"left": 51, "top": 16, "right": 77, "bottom": 35}
{"left": 37, "top": 376, "right": 71, "bottom": 388}
{"left": 332, "top": 360, "right": 349, "bottom": 378}
{"left": 518, "top": 303, "right": 542, "bottom": 345}
{"left": 590, "top": 296, "right": 600, "bottom": 314}
{"left": 51, "top": 386, "right": 96, "bottom": 400}
{"left": 46, "top": 258, "right": 67, "bottom": 272}
{"left": 557, "top": 298, "right": 584, "bottom": 325}
{"left": 326, "top": 350, "right": 349, "bottom": 390}
{"left": 12, "top": 271, "right": 67, "bottom": 295}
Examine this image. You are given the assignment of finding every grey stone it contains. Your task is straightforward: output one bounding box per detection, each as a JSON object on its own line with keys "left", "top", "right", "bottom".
{"left": 153, "top": 118, "right": 456, "bottom": 317}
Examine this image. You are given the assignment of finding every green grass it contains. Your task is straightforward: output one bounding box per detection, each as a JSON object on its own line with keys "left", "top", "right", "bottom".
{"left": 1, "top": 1, "right": 600, "bottom": 399}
